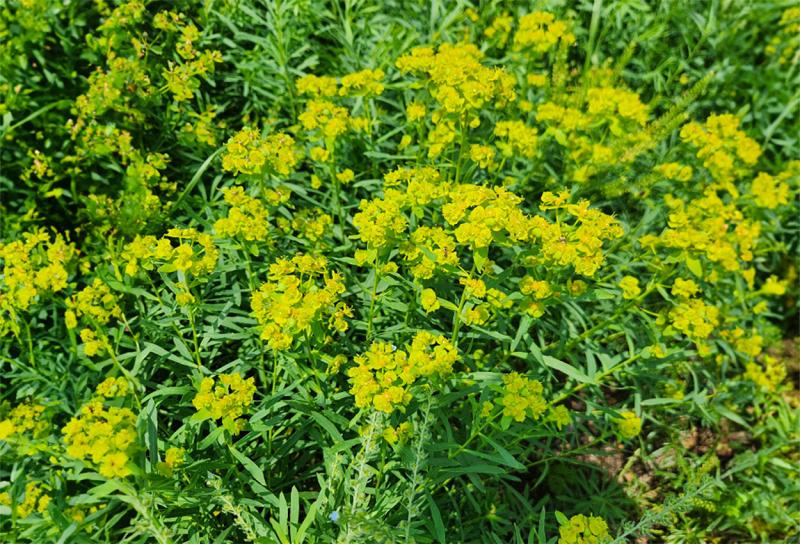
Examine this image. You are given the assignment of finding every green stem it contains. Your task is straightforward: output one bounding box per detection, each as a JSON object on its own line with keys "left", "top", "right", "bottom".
{"left": 404, "top": 394, "right": 434, "bottom": 543}
{"left": 187, "top": 308, "right": 203, "bottom": 368}
{"left": 451, "top": 264, "right": 477, "bottom": 348}
{"left": 0, "top": 99, "right": 71, "bottom": 138}
{"left": 24, "top": 320, "right": 35, "bottom": 367}
{"left": 453, "top": 114, "right": 469, "bottom": 184}
{"left": 365, "top": 255, "right": 382, "bottom": 341}
{"left": 328, "top": 161, "right": 348, "bottom": 243}
{"left": 447, "top": 410, "right": 502, "bottom": 461}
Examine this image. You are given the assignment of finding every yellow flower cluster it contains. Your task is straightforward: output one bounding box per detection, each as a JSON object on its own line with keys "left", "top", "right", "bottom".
{"left": 680, "top": 114, "right": 761, "bottom": 182}
{"left": 615, "top": 411, "right": 642, "bottom": 439}
{"left": 529, "top": 194, "right": 624, "bottom": 277}
{"left": 67, "top": 122, "right": 135, "bottom": 162}
{"left": 336, "top": 168, "right": 355, "bottom": 184}
{"left": 547, "top": 405, "right": 572, "bottom": 430}
{"left": 158, "top": 446, "right": 186, "bottom": 476}
{"left": 347, "top": 331, "right": 458, "bottom": 413}
{"left": 406, "top": 101, "right": 426, "bottom": 122}
{"left": 0, "top": 230, "right": 75, "bottom": 333}
{"left": 619, "top": 276, "right": 641, "bottom": 300}
{"left": 484, "top": 13, "right": 513, "bottom": 47}
{"left": 384, "top": 166, "right": 449, "bottom": 207}
{"left": 382, "top": 421, "right": 413, "bottom": 445}
{"left": 444, "top": 185, "right": 532, "bottom": 249}
{"left": 289, "top": 208, "right": 334, "bottom": 242}
{"left": 750, "top": 171, "right": 791, "bottom": 209}
{"left": 519, "top": 277, "right": 552, "bottom": 300}
{"left": 653, "top": 191, "right": 758, "bottom": 272}
{"left": 586, "top": 86, "right": 648, "bottom": 126}
{"left": 493, "top": 120, "right": 538, "bottom": 158}
{"left": 557, "top": 514, "right": 611, "bottom": 544}
{"left": 460, "top": 277, "right": 486, "bottom": 300}
{"left": 354, "top": 182, "right": 622, "bottom": 287}
{"left": 766, "top": 7, "right": 800, "bottom": 65}
{"left": 21, "top": 149, "right": 55, "bottom": 183}
{"left": 671, "top": 278, "right": 700, "bottom": 299}
{"left": 669, "top": 299, "right": 719, "bottom": 342}
{"left": 469, "top": 144, "right": 495, "bottom": 169}
{"left": 221, "top": 127, "right": 300, "bottom": 176}
{"left": 96, "top": 376, "right": 129, "bottom": 398}
{"left": 62, "top": 400, "right": 137, "bottom": 478}
{"left": 213, "top": 187, "right": 282, "bottom": 242}
{"left": 299, "top": 99, "right": 359, "bottom": 142}
{"left": 420, "top": 288, "right": 440, "bottom": 312}
{"left": 537, "top": 85, "right": 650, "bottom": 182}
{"left": 123, "top": 228, "right": 219, "bottom": 277}
{"left": 75, "top": 56, "right": 151, "bottom": 120}
{"left": 721, "top": 327, "right": 763, "bottom": 359}
{"left": 0, "top": 402, "right": 46, "bottom": 442}
{"left": 165, "top": 446, "right": 185, "bottom": 467}
{"left": 353, "top": 190, "right": 409, "bottom": 248}
{"left": 183, "top": 106, "right": 222, "bottom": 146}
{"left": 155, "top": 11, "right": 223, "bottom": 102}
{"left": 0, "top": 482, "right": 52, "bottom": 518}
{"left": 396, "top": 43, "right": 515, "bottom": 155}
{"left": 162, "top": 49, "right": 223, "bottom": 102}
{"left": 80, "top": 328, "right": 110, "bottom": 358}
{"left": 467, "top": 284, "right": 497, "bottom": 316}
{"left": 654, "top": 162, "right": 693, "bottom": 182}
{"left": 250, "top": 254, "right": 350, "bottom": 350}
{"left": 760, "top": 275, "right": 789, "bottom": 296}
{"left": 192, "top": 373, "right": 256, "bottom": 434}
{"left": 296, "top": 74, "right": 338, "bottom": 97}
{"left": 89, "top": 0, "right": 146, "bottom": 52}
{"left": 65, "top": 278, "right": 122, "bottom": 330}
{"left": 400, "top": 226, "right": 458, "bottom": 279}
{"left": 339, "top": 68, "right": 385, "bottom": 97}
{"left": 743, "top": 356, "right": 787, "bottom": 393}
{"left": 513, "top": 11, "right": 575, "bottom": 54}
{"left": 527, "top": 73, "right": 548, "bottom": 87}
{"left": 397, "top": 43, "right": 516, "bottom": 114}
{"left": 499, "top": 372, "right": 546, "bottom": 423}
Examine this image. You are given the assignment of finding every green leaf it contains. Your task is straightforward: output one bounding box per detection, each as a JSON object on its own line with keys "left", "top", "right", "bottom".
{"left": 290, "top": 486, "right": 299, "bottom": 527}
{"left": 295, "top": 496, "right": 320, "bottom": 543}
{"left": 714, "top": 404, "right": 751, "bottom": 429}
{"left": 198, "top": 426, "right": 224, "bottom": 449}
{"left": 104, "top": 278, "right": 159, "bottom": 301}
{"left": 641, "top": 397, "right": 684, "bottom": 406}
{"left": 427, "top": 495, "right": 446, "bottom": 544}
{"left": 143, "top": 400, "right": 158, "bottom": 470}
{"left": 482, "top": 436, "right": 526, "bottom": 470}
{"left": 474, "top": 247, "right": 489, "bottom": 272}
{"left": 511, "top": 315, "right": 532, "bottom": 352}
{"left": 229, "top": 445, "right": 267, "bottom": 487}
{"left": 440, "top": 464, "right": 506, "bottom": 475}
{"left": 685, "top": 255, "right": 703, "bottom": 277}
{"left": 310, "top": 411, "right": 343, "bottom": 442}
{"left": 438, "top": 298, "right": 459, "bottom": 312}
{"left": 541, "top": 355, "right": 592, "bottom": 383}
{"left": 55, "top": 523, "right": 79, "bottom": 544}
{"left": 173, "top": 337, "right": 195, "bottom": 364}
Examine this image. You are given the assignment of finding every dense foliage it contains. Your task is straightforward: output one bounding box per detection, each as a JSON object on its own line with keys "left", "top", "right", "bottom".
{"left": 1, "top": 1, "right": 798, "bottom": 543}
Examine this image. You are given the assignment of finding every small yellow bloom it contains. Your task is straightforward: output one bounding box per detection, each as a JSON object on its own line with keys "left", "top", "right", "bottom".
{"left": 616, "top": 411, "right": 642, "bottom": 439}
{"left": 619, "top": 276, "right": 641, "bottom": 299}
{"left": 336, "top": 169, "right": 355, "bottom": 184}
